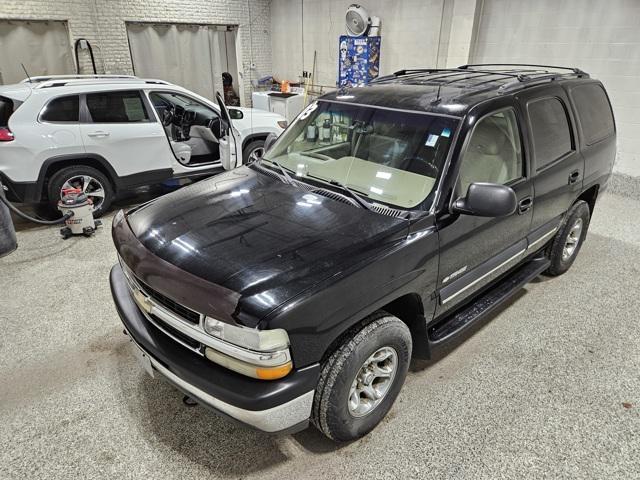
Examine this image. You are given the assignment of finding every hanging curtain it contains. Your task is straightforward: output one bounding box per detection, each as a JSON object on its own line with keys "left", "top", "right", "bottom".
{"left": 127, "top": 23, "right": 225, "bottom": 100}
{"left": 0, "top": 20, "right": 74, "bottom": 84}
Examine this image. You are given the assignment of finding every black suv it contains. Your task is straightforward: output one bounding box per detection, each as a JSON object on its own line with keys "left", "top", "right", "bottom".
{"left": 110, "top": 64, "right": 615, "bottom": 441}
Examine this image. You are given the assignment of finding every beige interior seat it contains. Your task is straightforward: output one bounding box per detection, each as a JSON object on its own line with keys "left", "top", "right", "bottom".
{"left": 170, "top": 140, "right": 192, "bottom": 164}
{"left": 459, "top": 119, "right": 515, "bottom": 193}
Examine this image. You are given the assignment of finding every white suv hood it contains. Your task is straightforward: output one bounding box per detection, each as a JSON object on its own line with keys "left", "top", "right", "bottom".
{"left": 233, "top": 106, "right": 283, "bottom": 121}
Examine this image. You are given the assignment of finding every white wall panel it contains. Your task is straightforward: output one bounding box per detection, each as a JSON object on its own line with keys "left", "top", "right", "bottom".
{"left": 471, "top": 0, "right": 640, "bottom": 176}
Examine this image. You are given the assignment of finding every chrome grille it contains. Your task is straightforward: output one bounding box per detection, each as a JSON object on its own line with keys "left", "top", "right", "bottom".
{"left": 149, "top": 314, "right": 202, "bottom": 350}
{"left": 136, "top": 279, "right": 201, "bottom": 325}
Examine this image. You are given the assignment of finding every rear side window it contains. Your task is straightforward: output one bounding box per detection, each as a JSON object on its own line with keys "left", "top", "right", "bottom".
{"left": 86, "top": 91, "right": 150, "bottom": 123}
{"left": 527, "top": 97, "right": 572, "bottom": 170}
{"left": 0, "top": 96, "right": 14, "bottom": 126}
{"left": 40, "top": 95, "right": 79, "bottom": 122}
{"left": 571, "top": 84, "right": 615, "bottom": 145}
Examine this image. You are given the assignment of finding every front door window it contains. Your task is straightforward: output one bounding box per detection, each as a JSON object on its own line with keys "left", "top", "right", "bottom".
{"left": 457, "top": 108, "right": 523, "bottom": 194}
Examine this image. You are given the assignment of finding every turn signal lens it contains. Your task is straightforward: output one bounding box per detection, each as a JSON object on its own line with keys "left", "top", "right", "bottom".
{"left": 256, "top": 363, "right": 293, "bottom": 380}
{"left": 205, "top": 347, "right": 293, "bottom": 380}
{"left": 277, "top": 120, "right": 288, "bottom": 129}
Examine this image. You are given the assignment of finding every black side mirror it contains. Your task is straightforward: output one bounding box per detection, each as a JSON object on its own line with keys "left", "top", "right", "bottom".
{"left": 452, "top": 182, "right": 517, "bottom": 217}
{"left": 229, "top": 108, "right": 243, "bottom": 120}
{"left": 264, "top": 132, "right": 278, "bottom": 152}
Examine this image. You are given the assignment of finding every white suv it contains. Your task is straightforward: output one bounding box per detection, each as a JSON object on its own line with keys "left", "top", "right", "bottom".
{"left": 0, "top": 75, "right": 287, "bottom": 216}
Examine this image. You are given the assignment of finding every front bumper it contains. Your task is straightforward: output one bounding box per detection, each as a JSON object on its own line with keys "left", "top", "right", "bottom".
{"left": 110, "top": 264, "right": 319, "bottom": 433}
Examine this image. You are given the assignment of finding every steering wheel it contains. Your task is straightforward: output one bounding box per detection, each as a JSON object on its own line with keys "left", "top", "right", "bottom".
{"left": 402, "top": 157, "right": 439, "bottom": 178}
{"left": 178, "top": 110, "right": 196, "bottom": 140}
{"left": 161, "top": 106, "right": 174, "bottom": 127}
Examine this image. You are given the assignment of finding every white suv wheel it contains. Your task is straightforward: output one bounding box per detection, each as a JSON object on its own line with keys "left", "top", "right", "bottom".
{"left": 61, "top": 175, "right": 106, "bottom": 212}
{"left": 48, "top": 166, "right": 113, "bottom": 218}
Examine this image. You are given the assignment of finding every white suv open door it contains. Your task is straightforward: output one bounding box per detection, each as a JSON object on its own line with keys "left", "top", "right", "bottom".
{"left": 215, "top": 92, "right": 238, "bottom": 170}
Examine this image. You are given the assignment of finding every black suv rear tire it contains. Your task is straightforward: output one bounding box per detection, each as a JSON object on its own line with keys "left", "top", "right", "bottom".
{"left": 545, "top": 200, "right": 590, "bottom": 276}
{"left": 311, "top": 312, "right": 412, "bottom": 442}
{"left": 47, "top": 166, "right": 114, "bottom": 218}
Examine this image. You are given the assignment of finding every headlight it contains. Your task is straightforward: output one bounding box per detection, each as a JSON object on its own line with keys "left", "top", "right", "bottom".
{"left": 203, "top": 316, "right": 292, "bottom": 380}
{"left": 113, "top": 209, "right": 125, "bottom": 227}
{"left": 277, "top": 120, "right": 288, "bottom": 129}
{"left": 203, "top": 317, "right": 289, "bottom": 351}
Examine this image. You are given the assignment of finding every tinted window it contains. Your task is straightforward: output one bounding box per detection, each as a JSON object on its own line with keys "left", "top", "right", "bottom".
{"left": 86, "top": 91, "right": 149, "bottom": 123}
{"left": 40, "top": 95, "right": 79, "bottom": 122}
{"left": 0, "top": 96, "right": 15, "bottom": 126}
{"left": 572, "top": 84, "right": 614, "bottom": 145}
{"left": 528, "top": 98, "right": 572, "bottom": 169}
{"left": 458, "top": 109, "right": 523, "bottom": 194}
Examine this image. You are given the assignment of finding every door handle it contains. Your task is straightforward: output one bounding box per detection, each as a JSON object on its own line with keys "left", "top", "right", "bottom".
{"left": 87, "top": 131, "right": 110, "bottom": 138}
{"left": 518, "top": 196, "right": 533, "bottom": 214}
{"left": 568, "top": 170, "right": 580, "bottom": 184}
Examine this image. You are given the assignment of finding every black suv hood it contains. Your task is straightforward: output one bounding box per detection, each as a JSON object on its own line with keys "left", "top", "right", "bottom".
{"left": 126, "top": 167, "right": 408, "bottom": 322}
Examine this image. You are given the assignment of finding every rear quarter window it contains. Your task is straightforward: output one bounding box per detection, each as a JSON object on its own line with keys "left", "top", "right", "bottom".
{"left": 571, "top": 84, "right": 615, "bottom": 145}
{"left": 527, "top": 97, "right": 573, "bottom": 170}
{"left": 0, "top": 96, "right": 15, "bottom": 127}
{"left": 40, "top": 95, "right": 80, "bottom": 122}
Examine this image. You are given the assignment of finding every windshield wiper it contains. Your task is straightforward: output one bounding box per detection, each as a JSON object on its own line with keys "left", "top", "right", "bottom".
{"left": 330, "top": 181, "right": 376, "bottom": 211}
{"left": 258, "top": 158, "right": 295, "bottom": 185}
{"left": 305, "top": 174, "right": 375, "bottom": 212}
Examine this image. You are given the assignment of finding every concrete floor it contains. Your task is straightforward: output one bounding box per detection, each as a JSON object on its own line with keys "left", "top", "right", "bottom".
{"left": 1, "top": 192, "right": 638, "bottom": 480}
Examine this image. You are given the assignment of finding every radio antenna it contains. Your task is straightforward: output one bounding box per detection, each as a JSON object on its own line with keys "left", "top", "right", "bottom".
{"left": 21, "top": 63, "right": 32, "bottom": 83}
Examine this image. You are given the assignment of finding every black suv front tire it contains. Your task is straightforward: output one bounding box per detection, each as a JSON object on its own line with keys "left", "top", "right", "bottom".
{"left": 311, "top": 312, "right": 412, "bottom": 441}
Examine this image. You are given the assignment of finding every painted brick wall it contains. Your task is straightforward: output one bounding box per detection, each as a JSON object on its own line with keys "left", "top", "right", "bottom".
{"left": 471, "top": 0, "right": 640, "bottom": 178}
{"left": 1, "top": 0, "right": 272, "bottom": 105}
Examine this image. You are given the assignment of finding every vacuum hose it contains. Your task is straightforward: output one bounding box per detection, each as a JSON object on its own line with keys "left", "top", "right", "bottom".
{"left": 0, "top": 193, "right": 72, "bottom": 225}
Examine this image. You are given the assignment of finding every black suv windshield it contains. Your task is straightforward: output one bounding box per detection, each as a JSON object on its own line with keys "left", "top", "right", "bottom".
{"left": 263, "top": 100, "right": 458, "bottom": 210}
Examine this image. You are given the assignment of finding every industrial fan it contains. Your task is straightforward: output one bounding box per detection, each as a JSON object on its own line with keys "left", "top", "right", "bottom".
{"left": 345, "top": 4, "right": 371, "bottom": 36}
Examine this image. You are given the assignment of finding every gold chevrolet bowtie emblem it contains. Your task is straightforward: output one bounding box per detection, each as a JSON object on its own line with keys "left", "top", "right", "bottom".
{"left": 133, "top": 289, "right": 153, "bottom": 314}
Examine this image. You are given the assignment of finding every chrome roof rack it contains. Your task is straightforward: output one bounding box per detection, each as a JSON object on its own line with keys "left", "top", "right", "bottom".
{"left": 458, "top": 63, "right": 587, "bottom": 75}
{"left": 376, "top": 64, "right": 589, "bottom": 94}
{"left": 22, "top": 74, "right": 138, "bottom": 84}
{"left": 33, "top": 77, "right": 171, "bottom": 89}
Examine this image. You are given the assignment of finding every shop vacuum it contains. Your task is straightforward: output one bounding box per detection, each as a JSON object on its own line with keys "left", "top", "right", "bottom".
{"left": 0, "top": 180, "right": 100, "bottom": 257}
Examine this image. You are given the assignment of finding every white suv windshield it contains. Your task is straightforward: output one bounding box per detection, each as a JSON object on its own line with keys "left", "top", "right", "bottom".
{"left": 263, "top": 101, "right": 458, "bottom": 210}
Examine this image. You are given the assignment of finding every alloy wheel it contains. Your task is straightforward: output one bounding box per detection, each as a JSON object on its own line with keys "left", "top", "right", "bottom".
{"left": 562, "top": 217, "right": 583, "bottom": 261}
{"left": 249, "top": 146, "right": 264, "bottom": 162}
{"left": 60, "top": 175, "right": 106, "bottom": 212}
{"left": 348, "top": 346, "right": 398, "bottom": 417}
